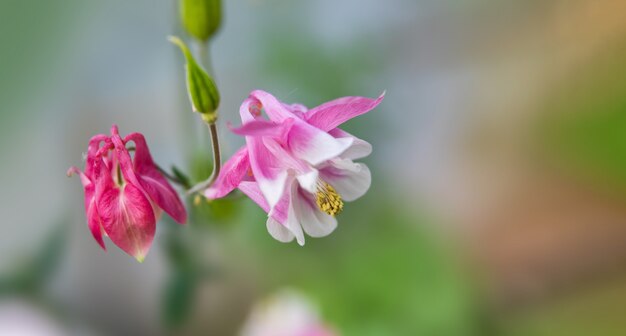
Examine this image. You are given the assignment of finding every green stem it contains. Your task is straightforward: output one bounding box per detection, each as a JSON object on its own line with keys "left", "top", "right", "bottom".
{"left": 187, "top": 121, "right": 221, "bottom": 195}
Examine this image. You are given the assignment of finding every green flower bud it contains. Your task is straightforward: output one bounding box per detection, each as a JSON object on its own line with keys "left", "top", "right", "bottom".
{"left": 180, "top": 0, "right": 222, "bottom": 42}
{"left": 169, "top": 36, "right": 220, "bottom": 123}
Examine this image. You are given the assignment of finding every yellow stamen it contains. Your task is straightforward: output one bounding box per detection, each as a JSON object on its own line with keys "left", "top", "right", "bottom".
{"left": 316, "top": 181, "right": 343, "bottom": 216}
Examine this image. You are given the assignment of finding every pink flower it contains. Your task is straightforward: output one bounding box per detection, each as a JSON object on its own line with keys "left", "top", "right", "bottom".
{"left": 68, "top": 125, "right": 186, "bottom": 261}
{"left": 239, "top": 289, "right": 338, "bottom": 336}
{"left": 206, "top": 90, "right": 383, "bottom": 245}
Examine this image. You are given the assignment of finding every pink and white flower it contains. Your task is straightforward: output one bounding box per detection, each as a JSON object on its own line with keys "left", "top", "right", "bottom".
{"left": 205, "top": 90, "right": 383, "bottom": 245}
{"left": 239, "top": 289, "right": 337, "bottom": 336}
{"left": 68, "top": 125, "right": 187, "bottom": 261}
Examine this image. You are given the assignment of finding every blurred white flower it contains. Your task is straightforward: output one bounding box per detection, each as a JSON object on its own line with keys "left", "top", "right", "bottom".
{"left": 239, "top": 290, "right": 337, "bottom": 336}
{"left": 0, "top": 300, "right": 66, "bottom": 336}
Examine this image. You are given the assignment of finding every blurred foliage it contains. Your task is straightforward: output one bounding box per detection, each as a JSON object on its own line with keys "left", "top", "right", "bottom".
{"left": 501, "top": 278, "right": 626, "bottom": 336}
{"left": 187, "top": 148, "right": 243, "bottom": 226}
{"left": 537, "top": 38, "right": 626, "bottom": 193}
{"left": 229, "top": 183, "right": 486, "bottom": 336}
{"left": 0, "top": 0, "right": 84, "bottom": 135}
{"left": 0, "top": 221, "right": 67, "bottom": 296}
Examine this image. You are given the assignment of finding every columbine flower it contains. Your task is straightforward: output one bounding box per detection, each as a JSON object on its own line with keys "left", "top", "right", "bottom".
{"left": 68, "top": 125, "right": 186, "bottom": 261}
{"left": 239, "top": 289, "right": 337, "bottom": 336}
{"left": 205, "top": 90, "right": 383, "bottom": 245}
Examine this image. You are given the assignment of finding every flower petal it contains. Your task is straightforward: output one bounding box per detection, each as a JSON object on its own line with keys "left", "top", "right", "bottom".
{"left": 266, "top": 217, "right": 295, "bottom": 243}
{"left": 249, "top": 90, "right": 297, "bottom": 123}
{"left": 86, "top": 193, "right": 106, "bottom": 250}
{"left": 239, "top": 179, "right": 305, "bottom": 245}
{"left": 247, "top": 136, "right": 289, "bottom": 209}
{"left": 97, "top": 181, "right": 156, "bottom": 262}
{"left": 296, "top": 169, "right": 318, "bottom": 194}
{"left": 205, "top": 146, "right": 250, "bottom": 199}
{"left": 305, "top": 92, "right": 384, "bottom": 131}
{"left": 238, "top": 181, "right": 270, "bottom": 213}
{"left": 328, "top": 128, "right": 372, "bottom": 160}
{"left": 230, "top": 118, "right": 295, "bottom": 142}
{"left": 123, "top": 132, "right": 187, "bottom": 224}
{"left": 319, "top": 159, "right": 371, "bottom": 202}
{"left": 238, "top": 99, "right": 289, "bottom": 208}
{"left": 279, "top": 181, "right": 305, "bottom": 246}
{"left": 287, "top": 121, "right": 353, "bottom": 166}
{"left": 92, "top": 152, "right": 156, "bottom": 261}
{"left": 293, "top": 189, "right": 338, "bottom": 238}
{"left": 68, "top": 166, "right": 106, "bottom": 250}
{"left": 84, "top": 134, "right": 110, "bottom": 179}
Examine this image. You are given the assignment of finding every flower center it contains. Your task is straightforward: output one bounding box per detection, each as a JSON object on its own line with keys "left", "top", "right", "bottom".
{"left": 315, "top": 181, "right": 343, "bottom": 216}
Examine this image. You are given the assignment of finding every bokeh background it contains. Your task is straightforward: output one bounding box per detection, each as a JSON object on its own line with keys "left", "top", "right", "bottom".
{"left": 1, "top": 0, "right": 626, "bottom": 335}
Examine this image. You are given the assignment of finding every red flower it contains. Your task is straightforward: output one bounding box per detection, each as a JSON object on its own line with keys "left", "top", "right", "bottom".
{"left": 68, "top": 125, "right": 186, "bottom": 261}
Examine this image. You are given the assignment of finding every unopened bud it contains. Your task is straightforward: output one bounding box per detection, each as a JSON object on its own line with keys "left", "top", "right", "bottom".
{"left": 180, "top": 0, "right": 222, "bottom": 42}
{"left": 169, "top": 36, "right": 220, "bottom": 123}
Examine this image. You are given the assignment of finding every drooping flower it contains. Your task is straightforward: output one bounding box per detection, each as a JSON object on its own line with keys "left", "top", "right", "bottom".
{"left": 68, "top": 125, "right": 187, "bottom": 261}
{"left": 239, "top": 289, "right": 338, "bottom": 336}
{"left": 205, "top": 90, "right": 383, "bottom": 245}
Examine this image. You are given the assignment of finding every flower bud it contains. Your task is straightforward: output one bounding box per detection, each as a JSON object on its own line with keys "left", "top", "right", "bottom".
{"left": 180, "top": 0, "right": 222, "bottom": 42}
{"left": 169, "top": 36, "right": 220, "bottom": 123}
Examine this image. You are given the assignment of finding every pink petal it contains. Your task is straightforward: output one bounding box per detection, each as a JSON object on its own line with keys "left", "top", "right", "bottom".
{"left": 238, "top": 181, "right": 270, "bottom": 213}
{"left": 205, "top": 146, "right": 250, "bottom": 199}
{"left": 123, "top": 132, "right": 187, "bottom": 224}
{"left": 84, "top": 134, "right": 110, "bottom": 179}
{"left": 246, "top": 135, "right": 289, "bottom": 208}
{"left": 95, "top": 166, "right": 156, "bottom": 262}
{"left": 305, "top": 92, "right": 385, "bottom": 131}
{"left": 286, "top": 121, "right": 353, "bottom": 165}
{"left": 248, "top": 90, "right": 297, "bottom": 123}
{"left": 68, "top": 166, "right": 106, "bottom": 250}
{"left": 86, "top": 196, "right": 106, "bottom": 250}
{"left": 238, "top": 99, "right": 289, "bottom": 208}
{"left": 109, "top": 127, "right": 144, "bottom": 188}
{"left": 328, "top": 128, "right": 372, "bottom": 160}
{"left": 230, "top": 118, "right": 295, "bottom": 141}
{"left": 284, "top": 103, "right": 308, "bottom": 119}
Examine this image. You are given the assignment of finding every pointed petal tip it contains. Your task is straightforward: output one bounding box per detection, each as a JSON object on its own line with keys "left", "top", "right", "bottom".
{"left": 95, "top": 241, "right": 107, "bottom": 252}
{"left": 135, "top": 254, "right": 146, "bottom": 263}
{"left": 67, "top": 166, "right": 79, "bottom": 177}
{"left": 175, "top": 213, "right": 188, "bottom": 225}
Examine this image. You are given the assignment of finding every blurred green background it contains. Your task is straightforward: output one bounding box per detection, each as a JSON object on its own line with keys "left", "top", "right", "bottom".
{"left": 1, "top": 0, "right": 626, "bottom": 335}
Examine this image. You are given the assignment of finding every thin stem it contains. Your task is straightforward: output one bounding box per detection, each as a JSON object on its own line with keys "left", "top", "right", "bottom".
{"left": 187, "top": 121, "right": 221, "bottom": 195}
{"left": 207, "top": 121, "right": 221, "bottom": 184}
{"left": 157, "top": 165, "right": 191, "bottom": 190}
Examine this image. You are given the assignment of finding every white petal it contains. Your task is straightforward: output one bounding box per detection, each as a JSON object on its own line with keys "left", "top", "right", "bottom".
{"left": 329, "top": 129, "right": 372, "bottom": 160}
{"left": 320, "top": 159, "right": 371, "bottom": 202}
{"left": 257, "top": 170, "right": 288, "bottom": 209}
{"left": 269, "top": 181, "right": 305, "bottom": 246}
{"left": 293, "top": 189, "right": 338, "bottom": 238}
{"left": 296, "top": 169, "right": 318, "bottom": 193}
{"left": 266, "top": 217, "right": 295, "bottom": 243}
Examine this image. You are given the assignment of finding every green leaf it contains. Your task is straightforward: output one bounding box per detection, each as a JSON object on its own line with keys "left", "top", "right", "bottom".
{"left": 179, "top": 0, "right": 221, "bottom": 42}
{"left": 169, "top": 36, "right": 220, "bottom": 122}
{"left": 163, "top": 270, "right": 197, "bottom": 328}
